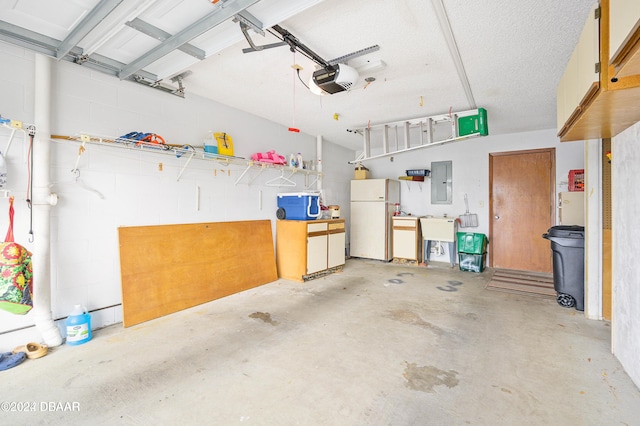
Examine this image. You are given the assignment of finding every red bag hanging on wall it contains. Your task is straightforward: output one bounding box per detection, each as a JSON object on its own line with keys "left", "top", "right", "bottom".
{"left": 0, "top": 197, "right": 33, "bottom": 314}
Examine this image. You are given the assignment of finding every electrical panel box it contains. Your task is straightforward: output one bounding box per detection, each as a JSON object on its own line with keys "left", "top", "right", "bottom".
{"left": 431, "top": 161, "right": 453, "bottom": 204}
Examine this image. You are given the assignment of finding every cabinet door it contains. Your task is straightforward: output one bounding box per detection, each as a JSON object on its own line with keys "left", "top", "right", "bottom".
{"left": 393, "top": 229, "right": 417, "bottom": 260}
{"left": 307, "top": 235, "right": 328, "bottom": 274}
{"left": 350, "top": 201, "right": 388, "bottom": 260}
{"left": 328, "top": 232, "right": 346, "bottom": 268}
{"left": 557, "top": 2, "right": 599, "bottom": 134}
{"left": 576, "top": 3, "right": 599, "bottom": 98}
{"left": 610, "top": 0, "right": 640, "bottom": 62}
{"left": 558, "top": 49, "right": 580, "bottom": 131}
{"left": 351, "top": 179, "right": 388, "bottom": 201}
{"left": 392, "top": 217, "right": 419, "bottom": 260}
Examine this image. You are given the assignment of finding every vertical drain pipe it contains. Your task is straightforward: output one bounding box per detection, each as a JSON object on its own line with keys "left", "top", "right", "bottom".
{"left": 316, "top": 135, "right": 323, "bottom": 190}
{"left": 32, "top": 54, "right": 62, "bottom": 347}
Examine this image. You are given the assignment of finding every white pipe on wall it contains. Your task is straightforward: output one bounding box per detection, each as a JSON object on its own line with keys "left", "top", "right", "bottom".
{"left": 32, "top": 54, "right": 62, "bottom": 346}
{"left": 316, "top": 135, "right": 323, "bottom": 190}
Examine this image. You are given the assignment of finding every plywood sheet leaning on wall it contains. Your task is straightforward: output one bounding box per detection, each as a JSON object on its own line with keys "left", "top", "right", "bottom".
{"left": 118, "top": 220, "right": 277, "bottom": 327}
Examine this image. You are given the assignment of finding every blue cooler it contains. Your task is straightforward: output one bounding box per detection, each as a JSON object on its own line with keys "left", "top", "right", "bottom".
{"left": 276, "top": 193, "right": 321, "bottom": 220}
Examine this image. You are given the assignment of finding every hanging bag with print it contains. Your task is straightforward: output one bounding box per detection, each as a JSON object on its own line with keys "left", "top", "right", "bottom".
{"left": 0, "top": 197, "right": 33, "bottom": 314}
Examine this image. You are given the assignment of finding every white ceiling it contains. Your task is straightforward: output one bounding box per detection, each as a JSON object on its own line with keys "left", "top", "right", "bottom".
{"left": 0, "top": 0, "right": 596, "bottom": 151}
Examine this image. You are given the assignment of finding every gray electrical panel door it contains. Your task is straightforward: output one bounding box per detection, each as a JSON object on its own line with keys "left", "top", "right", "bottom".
{"left": 431, "top": 160, "right": 452, "bottom": 204}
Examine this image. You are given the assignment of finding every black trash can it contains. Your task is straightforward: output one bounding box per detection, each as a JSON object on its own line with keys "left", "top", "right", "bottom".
{"left": 542, "top": 225, "right": 585, "bottom": 311}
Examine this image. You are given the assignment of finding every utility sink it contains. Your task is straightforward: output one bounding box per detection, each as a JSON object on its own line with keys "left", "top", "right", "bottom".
{"left": 419, "top": 216, "right": 458, "bottom": 267}
{"left": 420, "top": 216, "right": 457, "bottom": 242}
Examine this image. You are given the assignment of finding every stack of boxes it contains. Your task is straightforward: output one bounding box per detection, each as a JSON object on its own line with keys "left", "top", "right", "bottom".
{"left": 457, "top": 232, "right": 488, "bottom": 273}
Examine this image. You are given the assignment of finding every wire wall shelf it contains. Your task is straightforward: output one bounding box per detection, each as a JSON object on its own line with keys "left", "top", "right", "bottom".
{"left": 51, "top": 133, "right": 321, "bottom": 188}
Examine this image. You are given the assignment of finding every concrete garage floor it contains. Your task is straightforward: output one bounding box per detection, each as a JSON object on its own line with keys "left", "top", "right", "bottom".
{"left": 2, "top": 258, "right": 639, "bottom": 425}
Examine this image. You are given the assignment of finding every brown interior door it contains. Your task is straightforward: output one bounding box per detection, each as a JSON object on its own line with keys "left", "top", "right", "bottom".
{"left": 489, "top": 149, "right": 555, "bottom": 273}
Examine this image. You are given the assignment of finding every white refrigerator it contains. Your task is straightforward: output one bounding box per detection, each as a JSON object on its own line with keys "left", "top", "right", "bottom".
{"left": 350, "top": 179, "right": 400, "bottom": 261}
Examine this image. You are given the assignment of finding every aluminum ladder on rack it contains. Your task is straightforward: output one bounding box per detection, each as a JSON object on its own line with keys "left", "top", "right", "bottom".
{"left": 349, "top": 108, "right": 488, "bottom": 164}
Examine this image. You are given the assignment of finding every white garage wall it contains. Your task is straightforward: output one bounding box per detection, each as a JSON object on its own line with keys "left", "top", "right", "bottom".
{"left": 360, "top": 128, "right": 585, "bottom": 263}
{"left": 0, "top": 45, "right": 354, "bottom": 348}
{"left": 611, "top": 120, "right": 640, "bottom": 388}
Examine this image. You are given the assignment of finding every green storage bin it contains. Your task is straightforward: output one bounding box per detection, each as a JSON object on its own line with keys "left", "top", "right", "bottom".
{"left": 458, "top": 253, "right": 486, "bottom": 273}
{"left": 458, "top": 108, "right": 488, "bottom": 137}
{"left": 457, "top": 232, "right": 488, "bottom": 254}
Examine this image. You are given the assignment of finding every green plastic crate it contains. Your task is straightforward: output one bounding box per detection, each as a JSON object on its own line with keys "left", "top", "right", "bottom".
{"left": 458, "top": 108, "right": 488, "bottom": 137}
{"left": 457, "top": 232, "right": 488, "bottom": 254}
{"left": 458, "top": 253, "right": 486, "bottom": 273}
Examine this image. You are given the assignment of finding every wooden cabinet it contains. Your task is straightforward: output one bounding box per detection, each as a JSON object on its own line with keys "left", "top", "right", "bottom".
{"left": 558, "top": 0, "right": 640, "bottom": 142}
{"left": 276, "top": 219, "right": 345, "bottom": 282}
{"left": 557, "top": 2, "right": 600, "bottom": 139}
{"left": 609, "top": 0, "right": 640, "bottom": 78}
{"left": 557, "top": 2, "right": 600, "bottom": 136}
{"left": 392, "top": 216, "right": 421, "bottom": 262}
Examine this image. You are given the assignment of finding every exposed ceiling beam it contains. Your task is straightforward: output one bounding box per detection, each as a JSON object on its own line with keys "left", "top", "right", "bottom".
{"left": 118, "top": 0, "right": 259, "bottom": 80}
{"left": 0, "top": 20, "right": 176, "bottom": 95}
{"left": 56, "top": 0, "right": 124, "bottom": 59}
{"left": 432, "top": 0, "right": 476, "bottom": 110}
{"left": 0, "top": 20, "right": 63, "bottom": 57}
{"left": 125, "top": 18, "right": 206, "bottom": 60}
{"left": 234, "top": 10, "right": 264, "bottom": 36}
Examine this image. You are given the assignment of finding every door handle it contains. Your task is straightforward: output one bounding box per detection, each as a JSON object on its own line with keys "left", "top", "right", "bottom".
{"left": 494, "top": 215, "right": 500, "bottom": 220}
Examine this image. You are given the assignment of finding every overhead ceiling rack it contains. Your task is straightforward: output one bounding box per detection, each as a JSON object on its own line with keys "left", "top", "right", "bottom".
{"left": 0, "top": 0, "right": 322, "bottom": 97}
{"left": 349, "top": 108, "right": 489, "bottom": 164}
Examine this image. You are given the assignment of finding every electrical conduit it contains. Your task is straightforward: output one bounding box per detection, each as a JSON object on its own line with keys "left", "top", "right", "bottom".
{"left": 316, "top": 135, "right": 322, "bottom": 190}
{"left": 31, "top": 54, "right": 62, "bottom": 347}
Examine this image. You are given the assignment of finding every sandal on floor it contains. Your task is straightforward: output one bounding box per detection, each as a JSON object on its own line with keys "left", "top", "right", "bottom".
{"left": 0, "top": 351, "right": 27, "bottom": 371}
{"left": 13, "top": 342, "right": 48, "bottom": 359}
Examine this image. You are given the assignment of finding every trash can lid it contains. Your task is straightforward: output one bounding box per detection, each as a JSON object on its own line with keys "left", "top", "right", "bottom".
{"left": 545, "top": 225, "right": 585, "bottom": 238}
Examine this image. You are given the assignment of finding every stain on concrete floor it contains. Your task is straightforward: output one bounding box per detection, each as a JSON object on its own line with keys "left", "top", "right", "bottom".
{"left": 249, "top": 312, "right": 279, "bottom": 326}
{"left": 403, "top": 362, "right": 459, "bottom": 393}
{"left": 492, "top": 384, "right": 512, "bottom": 394}
{"left": 386, "top": 309, "right": 445, "bottom": 336}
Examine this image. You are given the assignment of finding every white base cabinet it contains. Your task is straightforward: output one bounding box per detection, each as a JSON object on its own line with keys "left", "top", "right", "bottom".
{"left": 276, "top": 219, "right": 346, "bottom": 282}
{"left": 392, "top": 217, "right": 421, "bottom": 262}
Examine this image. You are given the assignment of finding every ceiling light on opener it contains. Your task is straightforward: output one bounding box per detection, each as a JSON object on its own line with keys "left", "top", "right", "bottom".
{"left": 355, "top": 59, "right": 386, "bottom": 75}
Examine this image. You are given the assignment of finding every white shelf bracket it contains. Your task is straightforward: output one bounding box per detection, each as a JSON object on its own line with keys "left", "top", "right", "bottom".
{"left": 234, "top": 163, "right": 254, "bottom": 185}
{"left": 305, "top": 172, "right": 320, "bottom": 189}
{"left": 247, "top": 163, "right": 268, "bottom": 185}
{"left": 2, "top": 119, "right": 33, "bottom": 156}
{"left": 404, "top": 181, "right": 423, "bottom": 192}
{"left": 5, "top": 128, "right": 17, "bottom": 155}
{"left": 176, "top": 150, "right": 196, "bottom": 181}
